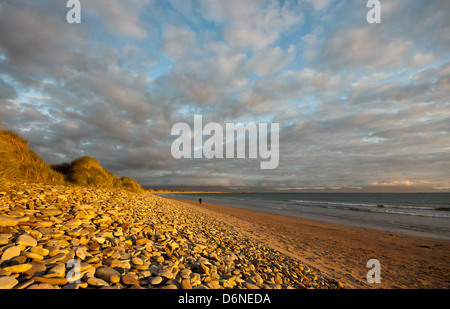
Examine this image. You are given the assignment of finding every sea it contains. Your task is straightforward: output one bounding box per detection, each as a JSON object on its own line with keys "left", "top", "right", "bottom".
{"left": 159, "top": 192, "right": 450, "bottom": 240}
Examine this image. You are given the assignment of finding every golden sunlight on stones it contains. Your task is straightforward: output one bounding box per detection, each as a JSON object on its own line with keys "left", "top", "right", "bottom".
{"left": 0, "top": 181, "right": 340, "bottom": 289}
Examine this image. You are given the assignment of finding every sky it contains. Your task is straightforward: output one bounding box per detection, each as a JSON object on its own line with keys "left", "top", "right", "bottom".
{"left": 0, "top": 0, "right": 449, "bottom": 190}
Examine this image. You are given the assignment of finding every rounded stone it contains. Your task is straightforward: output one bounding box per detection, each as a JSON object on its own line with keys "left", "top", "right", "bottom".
{"left": 44, "top": 263, "right": 66, "bottom": 278}
{"left": 16, "top": 234, "right": 37, "bottom": 247}
{"left": 0, "top": 233, "right": 12, "bottom": 245}
{"left": 1, "top": 245, "right": 21, "bottom": 261}
{"left": 243, "top": 282, "right": 260, "bottom": 289}
{"left": 24, "top": 262, "right": 47, "bottom": 277}
{"left": 181, "top": 279, "right": 192, "bottom": 289}
{"left": 179, "top": 269, "right": 192, "bottom": 279}
{"left": 135, "top": 238, "right": 149, "bottom": 246}
{"left": 28, "top": 283, "right": 55, "bottom": 289}
{"left": 161, "top": 284, "right": 177, "bottom": 289}
{"left": 0, "top": 276, "right": 19, "bottom": 289}
{"left": 121, "top": 274, "right": 139, "bottom": 286}
{"left": 39, "top": 209, "right": 62, "bottom": 216}
{"left": 30, "top": 247, "right": 49, "bottom": 257}
{"left": 104, "top": 258, "right": 125, "bottom": 269}
{"left": 149, "top": 276, "right": 163, "bottom": 285}
{"left": 95, "top": 266, "right": 121, "bottom": 284}
{"left": 152, "top": 255, "right": 164, "bottom": 263}
{"left": 22, "top": 251, "right": 44, "bottom": 261}
{"left": 158, "top": 269, "right": 174, "bottom": 279}
{"left": 2, "top": 263, "right": 33, "bottom": 273}
{"left": 32, "top": 277, "right": 68, "bottom": 285}
{"left": 0, "top": 215, "right": 19, "bottom": 227}
{"left": 131, "top": 257, "right": 143, "bottom": 266}
{"left": 87, "top": 277, "right": 110, "bottom": 287}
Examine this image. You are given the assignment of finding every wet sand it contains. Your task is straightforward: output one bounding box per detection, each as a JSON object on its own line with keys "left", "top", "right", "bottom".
{"left": 167, "top": 197, "right": 450, "bottom": 289}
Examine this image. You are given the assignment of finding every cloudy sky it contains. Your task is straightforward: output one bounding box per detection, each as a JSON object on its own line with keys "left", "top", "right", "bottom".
{"left": 1, "top": 0, "right": 449, "bottom": 190}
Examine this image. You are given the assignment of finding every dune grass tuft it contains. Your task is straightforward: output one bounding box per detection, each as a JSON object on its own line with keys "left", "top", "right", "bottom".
{"left": 52, "top": 156, "right": 143, "bottom": 192}
{"left": 0, "top": 129, "right": 65, "bottom": 184}
{"left": 1, "top": 127, "right": 143, "bottom": 192}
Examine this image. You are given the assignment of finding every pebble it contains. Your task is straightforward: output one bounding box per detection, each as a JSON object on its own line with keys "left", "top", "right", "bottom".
{"left": 0, "top": 276, "right": 19, "bottom": 289}
{"left": 0, "top": 215, "right": 19, "bottom": 227}
{"left": 24, "top": 262, "right": 47, "bottom": 277}
{"left": 2, "top": 263, "right": 33, "bottom": 273}
{"left": 104, "top": 258, "right": 125, "bottom": 269}
{"left": 28, "top": 283, "right": 55, "bottom": 289}
{"left": 179, "top": 269, "right": 192, "bottom": 279}
{"left": 158, "top": 269, "right": 174, "bottom": 280}
{"left": 22, "top": 251, "right": 44, "bottom": 261}
{"left": 87, "top": 277, "right": 110, "bottom": 287}
{"left": 44, "top": 253, "right": 66, "bottom": 264}
{"left": 31, "top": 246, "right": 49, "bottom": 257}
{"left": 95, "top": 266, "right": 121, "bottom": 284}
{"left": 181, "top": 279, "right": 193, "bottom": 289}
{"left": 131, "top": 257, "right": 143, "bottom": 266}
{"left": 134, "top": 238, "right": 149, "bottom": 246}
{"left": 0, "top": 181, "right": 341, "bottom": 290}
{"left": 121, "top": 274, "right": 140, "bottom": 286}
{"left": 75, "top": 247, "right": 90, "bottom": 260}
{"left": 149, "top": 276, "right": 163, "bottom": 285}
{"left": 161, "top": 284, "right": 177, "bottom": 289}
{"left": 1, "top": 245, "right": 21, "bottom": 261}
{"left": 45, "top": 246, "right": 59, "bottom": 257}
{"left": 33, "top": 277, "right": 68, "bottom": 285}
{"left": 45, "top": 263, "right": 66, "bottom": 278}
{"left": 244, "top": 282, "right": 260, "bottom": 289}
{"left": 93, "top": 236, "right": 105, "bottom": 244}
{"left": 16, "top": 234, "right": 38, "bottom": 247}
{"left": 39, "top": 209, "right": 62, "bottom": 216}
{"left": 15, "top": 279, "right": 35, "bottom": 289}
{"left": 253, "top": 274, "right": 264, "bottom": 286}
{"left": 152, "top": 255, "right": 164, "bottom": 263}
{"left": 0, "top": 233, "right": 12, "bottom": 245}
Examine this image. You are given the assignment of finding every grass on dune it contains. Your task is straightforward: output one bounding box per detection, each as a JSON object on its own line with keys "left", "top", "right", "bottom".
{"left": 0, "top": 126, "right": 143, "bottom": 192}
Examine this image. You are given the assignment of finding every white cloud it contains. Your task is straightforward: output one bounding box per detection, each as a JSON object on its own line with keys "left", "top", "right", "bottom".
{"left": 0, "top": 1, "right": 84, "bottom": 82}
{"left": 200, "top": 0, "right": 303, "bottom": 51}
{"left": 156, "top": 48, "right": 249, "bottom": 108}
{"left": 304, "top": 0, "right": 331, "bottom": 11}
{"left": 325, "top": 26, "right": 414, "bottom": 70}
{"left": 83, "top": 0, "right": 151, "bottom": 39}
{"left": 410, "top": 53, "right": 436, "bottom": 69}
{"left": 246, "top": 45, "right": 297, "bottom": 76}
{"left": 160, "top": 24, "right": 199, "bottom": 60}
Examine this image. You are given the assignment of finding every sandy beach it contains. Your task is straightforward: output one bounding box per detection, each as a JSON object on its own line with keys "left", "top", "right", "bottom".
{"left": 167, "top": 197, "right": 450, "bottom": 289}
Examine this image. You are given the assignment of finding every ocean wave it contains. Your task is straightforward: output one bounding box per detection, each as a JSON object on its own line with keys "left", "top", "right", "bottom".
{"left": 284, "top": 198, "right": 450, "bottom": 218}
{"left": 288, "top": 199, "right": 438, "bottom": 210}
{"left": 382, "top": 209, "right": 450, "bottom": 219}
{"left": 289, "top": 199, "right": 382, "bottom": 207}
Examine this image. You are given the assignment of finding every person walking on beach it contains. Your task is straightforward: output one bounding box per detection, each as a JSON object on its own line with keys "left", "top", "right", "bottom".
{"left": 199, "top": 198, "right": 202, "bottom": 205}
